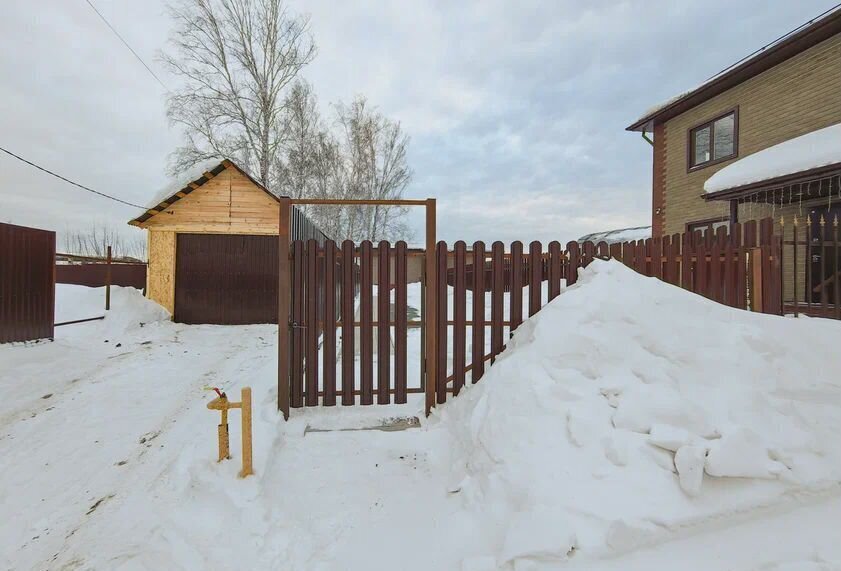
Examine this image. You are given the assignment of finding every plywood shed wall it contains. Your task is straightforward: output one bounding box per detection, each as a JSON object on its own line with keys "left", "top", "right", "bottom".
{"left": 142, "top": 167, "right": 280, "bottom": 314}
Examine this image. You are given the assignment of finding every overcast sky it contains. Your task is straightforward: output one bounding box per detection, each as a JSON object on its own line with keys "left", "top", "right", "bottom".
{"left": 0, "top": 0, "right": 835, "bottom": 248}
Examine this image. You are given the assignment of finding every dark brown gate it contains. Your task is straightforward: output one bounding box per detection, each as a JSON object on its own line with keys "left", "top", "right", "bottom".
{"left": 175, "top": 234, "right": 278, "bottom": 324}
{"left": 0, "top": 222, "right": 56, "bottom": 343}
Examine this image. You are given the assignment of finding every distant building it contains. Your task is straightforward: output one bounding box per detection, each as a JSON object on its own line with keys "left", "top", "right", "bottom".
{"left": 578, "top": 225, "right": 651, "bottom": 245}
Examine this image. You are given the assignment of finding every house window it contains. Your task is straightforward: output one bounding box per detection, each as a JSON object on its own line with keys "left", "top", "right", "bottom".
{"left": 688, "top": 109, "right": 738, "bottom": 169}
{"left": 688, "top": 217, "right": 729, "bottom": 237}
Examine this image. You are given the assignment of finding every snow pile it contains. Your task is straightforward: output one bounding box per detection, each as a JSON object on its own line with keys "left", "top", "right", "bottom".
{"left": 55, "top": 284, "right": 169, "bottom": 337}
{"left": 705, "top": 122, "right": 841, "bottom": 193}
{"left": 439, "top": 260, "right": 841, "bottom": 567}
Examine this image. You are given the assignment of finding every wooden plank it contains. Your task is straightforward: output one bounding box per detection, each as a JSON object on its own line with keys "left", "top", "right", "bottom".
{"left": 651, "top": 237, "right": 662, "bottom": 279}
{"left": 491, "top": 241, "right": 505, "bottom": 362}
{"left": 360, "top": 241, "right": 374, "bottom": 405}
{"left": 377, "top": 241, "right": 391, "bottom": 404}
{"left": 290, "top": 240, "right": 305, "bottom": 408}
{"left": 341, "top": 240, "right": 356, "bottom": 405}
{"left": 322, "top": 241, "right": 337, "bottom": 406}
{"left": 425, "top": 199, "right": 437, "bottom": 415}
{"left": 305, "top": 240, "right": 319, "bottom": 406}
{"left": 394, "top": 241, "right": 408, "bottom": 403}
{"left": 582, "top": 241, "right": 594, "bottom": 268}
{"left": 453, "top": 241, "right": 467, "bottom": 395}
{"left": 660, "top": 235, "right": 672, "bottom": 284}
{"left": 681, "top": 232, "right": 692, "bottom": 290}
{"left": 529, "top": 241, "right": 542, "bottom": 316}
{"left": 696, "top": 238, "right": 708, "bottom": 298}
{"left": 471, "top": 241, "right": 486, "bottom": 383}
{"left": 566, "top": 241, "right": 580, "bottom": 286}
{"left": 548, "top": 241, "right": 562, "bottom": 301}
{"left": 510, "top": 241, "right": 524, "bottom": 334}
{"left": 436, "top": 241, "right": 449, "bottom": 404}
{"left": 710, "top": 227, "right": 724, "bottom": 303}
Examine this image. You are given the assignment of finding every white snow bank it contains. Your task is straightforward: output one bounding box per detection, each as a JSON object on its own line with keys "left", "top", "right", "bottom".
{"left": 55, "top": 284, "right": 169, "bottom": 337}
{"left": 438, "top": 260, "right": 841, "bottom": 566}
{"left": 705, "top": 122, "right": 841, "bottom": 193}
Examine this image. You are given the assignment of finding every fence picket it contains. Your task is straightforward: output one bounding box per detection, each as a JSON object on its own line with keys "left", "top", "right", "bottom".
{"left": 322, "top": 241, "right": 337, "bottom": 406}
{"left": 360, "top": 241, "right": 374, "bottom": 405}
{"left": 452, "top": 241, "right": 467, "bottom": 395}
{"left": 529, "top": 241, "right": 542, "bottom": 316}
{"left": 377, "top": 241, "right": 391, "bottom": 404}
{"left": 394, "top": 241, "right": 408, "bottom": 403}
{"left": 291, "top": 240, "right": 305, "bottom": 408}
{"left": 566, "top": 241, "right": 580, "bottom": 286}
{"left": 491, "top": 241, "right": 505, "bottom": 362}
{"left": 471, "top": 241, "right": 486, "bottom": 383}
{"left": 341, "top": 240, "right": 356, "bottom": 405}
{"left": 436, "top": 241, "right": 448, "bottom": 403}
{"left": 305, "top": 239, "right": 319, "bottom": 406}
{"left": 510, "top": 241, "right": 524, "bottom": 333}
{"left": 548, "top": 241, "right": 562, "bottom": 301}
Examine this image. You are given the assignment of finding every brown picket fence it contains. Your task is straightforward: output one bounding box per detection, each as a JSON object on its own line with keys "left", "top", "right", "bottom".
{"left": 432, "top": 217, "right": 781, "bottom": 405}
{"left": 279, "top": 217, "right": 781, "bottom": 416}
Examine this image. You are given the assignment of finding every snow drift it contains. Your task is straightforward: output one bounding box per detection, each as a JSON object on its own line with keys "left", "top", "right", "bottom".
{"left": 439, "top": 260, "right": 841, "bottom": 566}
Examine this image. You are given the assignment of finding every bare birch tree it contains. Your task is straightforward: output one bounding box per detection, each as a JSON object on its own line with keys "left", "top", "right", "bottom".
{"left": 62, "top": 224, "right": 148, "bottom": 261}
{"left": 334, "top": 96, "right": 412, "bottom": 242}
{"left": 162, "top": 0, "right": 316, "bottom": 187}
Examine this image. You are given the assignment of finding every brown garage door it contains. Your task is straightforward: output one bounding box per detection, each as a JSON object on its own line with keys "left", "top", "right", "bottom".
{"left": 175, "top": 234, "right": 278, "bottom": 324}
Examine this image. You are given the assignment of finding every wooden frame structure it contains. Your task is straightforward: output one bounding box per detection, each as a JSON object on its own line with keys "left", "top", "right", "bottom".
{"left": 277, "top": 198, "right": 437, "bottom": 419}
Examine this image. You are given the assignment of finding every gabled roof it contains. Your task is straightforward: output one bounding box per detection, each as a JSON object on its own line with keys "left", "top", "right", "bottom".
{"left": 627, "top": 7, "right": 841, "bottom": 132}
{"left": 128, "top": 159, "right": 279, "bottom": 227}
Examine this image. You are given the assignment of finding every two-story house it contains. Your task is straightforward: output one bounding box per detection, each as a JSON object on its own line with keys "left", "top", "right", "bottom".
{"left": 628, "top": 7, "right": 841, "bottom": 312}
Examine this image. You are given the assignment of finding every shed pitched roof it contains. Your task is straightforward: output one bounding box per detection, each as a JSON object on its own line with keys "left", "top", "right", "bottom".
{"left": 128, "top": 159, "right": 278, "bottom": 227}
{"left": 627, "top": 7, "right": 841, "bottom": 132}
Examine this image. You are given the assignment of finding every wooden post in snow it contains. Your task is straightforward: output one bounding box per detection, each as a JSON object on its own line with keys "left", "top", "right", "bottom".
{"left": 105, "top": 246, "right": 112, "bottom": 311}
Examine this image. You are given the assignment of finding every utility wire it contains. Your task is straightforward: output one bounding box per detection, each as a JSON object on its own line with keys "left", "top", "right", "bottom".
{"left": 0, "top": 146, "right": 147, "bottom": 209}
{"left": 706, "top": 2, "right": 841, "bottom": 82}
{"left": 84, "top": 0, "right": 170, "bottom": 92}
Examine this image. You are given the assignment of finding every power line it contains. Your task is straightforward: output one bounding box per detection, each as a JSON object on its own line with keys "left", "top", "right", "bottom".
{"left": 0, "top": 146, "right": 147, "bottom": 209}
{"left": 84, "top": 0, "right": 169, "bottom": 92}
{"left": 706, "top": 2, "right": 841, "bottom": 81}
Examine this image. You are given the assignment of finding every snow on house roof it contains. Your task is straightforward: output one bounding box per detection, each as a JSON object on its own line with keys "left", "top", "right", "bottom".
{"left": 578, "top": 225, "right": 651, "bottom": 245}
{"left": 704, "top": 122, "right": 841, "bottom": 194}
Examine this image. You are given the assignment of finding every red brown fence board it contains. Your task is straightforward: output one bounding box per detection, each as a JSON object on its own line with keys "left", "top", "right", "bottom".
{"left": 0, "top": 223, "right": 55, "bottom": 343}
{"left": 280, "top": 217, "right": 787, "bottom": 414}
{"left": 55, "top": 263, "right": 146, "bottom": 290}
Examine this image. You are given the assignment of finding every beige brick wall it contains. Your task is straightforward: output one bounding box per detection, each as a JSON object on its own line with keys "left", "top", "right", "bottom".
{"left": 660, "top": 32, "right": 841, "bottom": 236}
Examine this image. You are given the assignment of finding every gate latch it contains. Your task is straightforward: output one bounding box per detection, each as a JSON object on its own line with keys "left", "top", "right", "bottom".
{"left": 289, "top": 321, "right": 307, "bottom": 329}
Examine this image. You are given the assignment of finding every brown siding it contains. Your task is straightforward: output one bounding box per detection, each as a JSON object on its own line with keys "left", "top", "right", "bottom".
{"left": 660, "top": 32, "right": 841, "bottom": 235}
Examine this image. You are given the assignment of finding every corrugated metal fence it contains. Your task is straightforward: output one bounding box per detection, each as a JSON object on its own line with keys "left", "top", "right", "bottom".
{"left": 0, "top": 222, "right": 56, "bottom": 343}
{"left": 56, "top": 262, "right": 147, "bottom": 290}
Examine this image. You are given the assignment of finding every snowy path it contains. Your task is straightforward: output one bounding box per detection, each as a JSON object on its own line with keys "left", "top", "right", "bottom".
{"left": 3, "top": 279, "right": 841, "bottom": 570}
{"left": 0, "top": 296, "right": 277, "bottom": 570}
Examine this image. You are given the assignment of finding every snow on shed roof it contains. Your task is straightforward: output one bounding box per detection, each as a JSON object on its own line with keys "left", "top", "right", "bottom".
{"left": 578, "top": 225, "right": 651, "bottom": 245}
{"left": 145, "top": 158, "right": 227, "bottom": 209}
{"left": 704, "top": 123, "right": 841, "bottom": 194}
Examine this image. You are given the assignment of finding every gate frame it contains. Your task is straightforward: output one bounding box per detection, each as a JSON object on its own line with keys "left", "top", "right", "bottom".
{"left": 278, "top": 198, "right": 437, "bottom": 419}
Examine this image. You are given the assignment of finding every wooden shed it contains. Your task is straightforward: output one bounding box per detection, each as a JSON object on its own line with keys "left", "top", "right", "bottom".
{"left": 129, "top": 159, "right": 325, "bottom": 324}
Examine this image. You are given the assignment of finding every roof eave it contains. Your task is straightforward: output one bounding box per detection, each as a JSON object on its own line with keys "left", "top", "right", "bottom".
{"left": 703, "top": 161, "right": 841, "bottom": 201}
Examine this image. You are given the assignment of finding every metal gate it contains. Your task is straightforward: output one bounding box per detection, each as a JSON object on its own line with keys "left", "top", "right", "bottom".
{"left": 277, "top": 198, "right": 438, "bottom": 419}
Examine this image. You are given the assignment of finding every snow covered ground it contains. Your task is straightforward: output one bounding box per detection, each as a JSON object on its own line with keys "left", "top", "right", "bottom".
{"left": 2, "top": 268, "right": 841, "bottom": 570}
